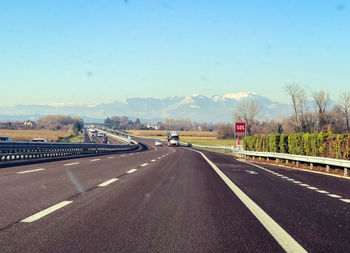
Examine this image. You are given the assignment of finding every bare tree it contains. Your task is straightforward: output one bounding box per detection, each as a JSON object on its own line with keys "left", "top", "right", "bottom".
{"left": 329, "top": 105, "right": 346, "bottom": 133}
{"left": 312, "top": 90, "right": 331, "bottom": 132}
{"left": 284, "top": 84, "right": 305, "bottom": 132}
{"left": 233, "top": 100, "right": 261, "bottom": 135}
{"left": 338, "top": 91, "right": 350, "bottom": 132}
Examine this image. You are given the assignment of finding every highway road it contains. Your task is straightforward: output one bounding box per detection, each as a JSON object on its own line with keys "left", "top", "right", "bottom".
{"left": 0, "top": 137, "right": 349, "bottom": 252}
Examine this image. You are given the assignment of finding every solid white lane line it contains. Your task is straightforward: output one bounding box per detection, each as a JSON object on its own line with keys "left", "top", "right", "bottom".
{"left": 307, "top": 186, "right": 318, "bottom": 190}
{"left": 141, "top": 163, "right": 149, "bottom": 167}
{"left": 64, "top": 162, "right": 80, "bottom": 166}
{"left": 21, "top": 201, "right": 72, "bottom": 223}
{"left": 127, "top": 169, "right": 138, "bottom": 174}
{"left": 292, "top": 181, "right": 301, "bottom": 184}
{"left": 98, "top": 178, "right": 119, "bottom": 187}
{"left": 195, "top": 150, "right": 307, "bottom": 253}
{"left": 340, "top": 199, "right": 350, "bottom": 203}
{"left": 90, "top": 159, "right": 100, "bottom": 162}
{"left": 316, "top": 190, "right": 329, "bottom": 194}
{"left": 151, "top": 159, "right": 156, "bottom": 162}
{"left": 300, "top": 184, "right": 310, "bottom": 187}
{"left": 17, "top": 168, "right": 45, "bottom": 174}
{"left": 328, "top": 194, "right": 342, "bottom": 198}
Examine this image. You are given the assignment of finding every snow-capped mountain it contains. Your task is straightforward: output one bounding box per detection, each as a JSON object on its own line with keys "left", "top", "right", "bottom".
{"left": 0, "top": 92, "right": 292, "bottom": 123}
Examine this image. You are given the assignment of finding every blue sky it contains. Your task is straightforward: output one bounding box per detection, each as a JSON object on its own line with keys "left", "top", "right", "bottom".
{"left": 0, "top": 0, "right": 349, "bottom": 106}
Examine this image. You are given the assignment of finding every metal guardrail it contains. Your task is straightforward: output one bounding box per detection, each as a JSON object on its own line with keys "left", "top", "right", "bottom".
{"left": 0, "top": 141, "right": 138, "bottom": 163}
{"left": 237, "top": 150, "right": 350, "bottom": 177}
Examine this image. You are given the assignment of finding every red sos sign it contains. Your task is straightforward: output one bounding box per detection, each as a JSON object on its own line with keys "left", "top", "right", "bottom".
{"left": 235, "top": 122, "right": 246, "bottom": 133}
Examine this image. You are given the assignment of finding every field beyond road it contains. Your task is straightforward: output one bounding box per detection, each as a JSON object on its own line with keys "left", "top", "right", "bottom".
{"left": 0, "top": 129, "right": 72, "bottom": 142}
{"left": 127, "top": 130, "right": 216, "bottom": 137}
{"left": 127, "top": 130, "right": 234, "bottom": 146}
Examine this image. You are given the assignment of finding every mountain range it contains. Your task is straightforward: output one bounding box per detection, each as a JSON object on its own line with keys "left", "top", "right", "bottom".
{"left": 0, "top": 92, "right": 292, "bottom": 123}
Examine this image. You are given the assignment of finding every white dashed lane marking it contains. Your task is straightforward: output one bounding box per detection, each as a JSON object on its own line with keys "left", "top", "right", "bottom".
{"left": 140, "top": 163, "right": 148, "bottom": 167}
{"left": 21, "top": 201, "right": 72, "bottom": 223}
{"left": 127, "top": 169, "right": 138, "bottom": 174}
{"left": 328, "top": 194, "right": 341, "bottom": 198}
{"left": 90, "top": 159, "right": 100, "bottom": 162}
{"left": 64, "top": 162, "right": 80, "bottom": 166}
{"left": 17, "top": 168, "right": 45, "bottom": 174}
{"left": 240, "top": 160, "right": 349, "bottom": 204}
{"left": 151, "top": 159, "right": 156, "bottom": 162}
{"left": 98, "top": 178, "right": 119, "bottom": 187}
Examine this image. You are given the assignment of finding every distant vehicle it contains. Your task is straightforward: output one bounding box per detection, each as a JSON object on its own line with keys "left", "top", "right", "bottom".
{"left": 155, "top": 140, "right": 163, "bottom": 146}
{"left": 31, "top": 138, "right": 47, "bottom": 143}
{"left": 0, "top": 136, "right": 13, "bottom": 142}
{"left": 103, "top": 136, "right": 109, "bottom": 144}
{"left": 97, "top": 132, "right": 103, "bottom": 137}
{"left": 167, "top": 132, "right": 179, "bottom": 146}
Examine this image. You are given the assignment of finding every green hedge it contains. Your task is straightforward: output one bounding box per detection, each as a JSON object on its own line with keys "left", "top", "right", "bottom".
{"left": 243, "top": 133, "right": 350, "bottom": 160}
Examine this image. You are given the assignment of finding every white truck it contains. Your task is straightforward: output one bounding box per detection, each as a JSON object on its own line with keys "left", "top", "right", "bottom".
{"left": 167, "top": 131, "right": 180, "bottom": 146}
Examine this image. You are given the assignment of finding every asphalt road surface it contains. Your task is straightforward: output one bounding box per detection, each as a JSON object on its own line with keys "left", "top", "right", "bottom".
{"left": 0, "top": 137, "right": 349, "bottom": 252}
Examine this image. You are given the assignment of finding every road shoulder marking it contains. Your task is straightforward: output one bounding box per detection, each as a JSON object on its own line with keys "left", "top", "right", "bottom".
{"left": 193, "top": 150, "right": 307, "bottom": 253}
{"left": 21, "top": 201, "right": 72, "bottom": 223}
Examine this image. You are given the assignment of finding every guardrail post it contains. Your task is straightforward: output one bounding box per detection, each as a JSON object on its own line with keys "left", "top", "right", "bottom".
{"left": 310, "top": 163, "right": 313, "bottom": 170}
{"left": 276, "top": 158, "right": 279, "bottom": 163}
{"left": 286, "top": 160, "right": 289, "bottom": 164}
{"left": 345, "top": 168, "right": 348, "bottom": 177}
{"left": 267, "top": 157, "right": 269, "bottom": 161}
{"left": 326, "top": 165, "right": 330, "bottom": 173}
{"left": 296, "top": 161, "right": 299, "bottom": 166}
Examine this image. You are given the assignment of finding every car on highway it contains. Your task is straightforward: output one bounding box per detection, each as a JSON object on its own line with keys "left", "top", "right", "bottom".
{"left": 31, "top": 138, "right": 47, "bottom": 143}
{"left": 0, "top": 136, "right": 13, "bottom": 142}
{"left": 155, "top": 140, "right": 163, "bottom": 146}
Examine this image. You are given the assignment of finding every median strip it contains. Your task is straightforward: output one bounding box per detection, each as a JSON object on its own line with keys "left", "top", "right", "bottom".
{"left": 98, "top": 178, "right": 119, "bottom": 187}
{"left": 17, "top": 168, "right": 45, "bottom": 174}
{"left": 21, "top": 201, "right": 73, "bottom": 223}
